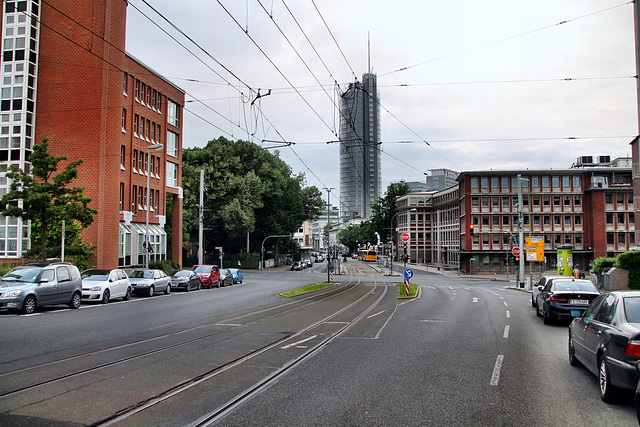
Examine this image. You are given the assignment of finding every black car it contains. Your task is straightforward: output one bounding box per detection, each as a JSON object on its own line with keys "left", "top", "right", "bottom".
{"left": 169, "top": 270, "right": 201, "bottom": 292}
{"left": 218, "top": 269, "right": 233, "bottom": 287}
{"left": 536, "top": 278, "right": 600, "bottom": 324}
{"left": 569, "top": 291, "right": 640, "bottom": 403}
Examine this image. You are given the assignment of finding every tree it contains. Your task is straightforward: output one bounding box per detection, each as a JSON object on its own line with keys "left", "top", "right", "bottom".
{"left": 368, "top": 182, "right": 411, "bottom": 242}
{"left": 0, "top": 139, "right": 97, "bottom": 261}
{"left": 181, "top": 137, "right": 324, "bottom": 255}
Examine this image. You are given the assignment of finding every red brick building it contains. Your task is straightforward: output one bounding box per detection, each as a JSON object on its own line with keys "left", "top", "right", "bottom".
{"left": 1, "top": 0, "right": 183, "bottom": 267}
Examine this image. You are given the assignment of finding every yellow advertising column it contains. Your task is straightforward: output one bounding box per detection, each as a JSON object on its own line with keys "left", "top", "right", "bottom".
{"left": 556, "top": 245, "right": 573, "bottom": 276}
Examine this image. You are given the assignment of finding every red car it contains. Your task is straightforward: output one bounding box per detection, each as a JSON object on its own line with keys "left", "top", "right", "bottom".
{"left": 192, "top": 265, "right": 221, "bottom": 288}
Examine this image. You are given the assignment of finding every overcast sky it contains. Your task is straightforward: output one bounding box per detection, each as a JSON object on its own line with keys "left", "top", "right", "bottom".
{"left": 125, "top": 0, "right": 637, "bottom": 200}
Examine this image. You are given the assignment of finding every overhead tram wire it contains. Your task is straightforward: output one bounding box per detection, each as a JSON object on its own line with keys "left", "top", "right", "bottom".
{"left": 310, "top": 0, "right": 357, "bottom": 81}
{"left": 380, "top": 1, "right": 633, "bottom": 77}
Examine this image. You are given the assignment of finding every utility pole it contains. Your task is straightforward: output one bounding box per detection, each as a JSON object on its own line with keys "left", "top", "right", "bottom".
{"left": 198, "top": 169, "right": 204, "bottom": 265}
{"left": 324, "top": 187, "right": 334, "bottom": 283}
{"left": 517, "top": 174, "right": 525, "bottom": 288}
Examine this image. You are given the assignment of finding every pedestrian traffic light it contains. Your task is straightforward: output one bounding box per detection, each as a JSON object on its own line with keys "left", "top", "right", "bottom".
{"left": 469, "top": 224, "right": 475, "bottom": 236}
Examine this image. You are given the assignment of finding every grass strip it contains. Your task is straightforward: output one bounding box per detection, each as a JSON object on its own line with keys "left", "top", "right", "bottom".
{"left": 397, "top": 283, "right": 418, "bottom": 298}
{"left": 279, "top": 282, "right": 337, "bottom": 297}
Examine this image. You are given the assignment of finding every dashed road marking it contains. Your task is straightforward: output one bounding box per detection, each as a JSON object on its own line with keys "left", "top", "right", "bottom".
{"left": 490, "top": 355, "right": 504, "bottom": 386}
{"left": 503, "top": 325, "right": 510, "bottom": 338}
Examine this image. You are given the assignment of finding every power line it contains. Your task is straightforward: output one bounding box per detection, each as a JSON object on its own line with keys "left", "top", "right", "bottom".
{"left": 380, "top": 1, "right": 633, "bottom": 77}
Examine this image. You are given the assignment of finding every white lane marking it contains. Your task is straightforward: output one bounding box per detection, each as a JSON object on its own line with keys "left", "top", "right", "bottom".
{"left": 490, "top": 355, "right": 504, "bottom": 386}
{"left": 215, "top": 323, "right": 243, "bottom": 327}
{"left": 506, "top": 310, "right": 511, "bottom": 318}
{"left": 503, "top": 301, "right": 508, "bottom": 307}
{"left": 472, "top": 297, "right": 479, "bottom": 303}
{"left": 281, "top": 335, "right": 317, "bottom": 349}
{"left": 324, "top": 321, "right": 349, "bottom": 324}
{"left": 367, "top": 310, "right": 387, "bottom": 319}
{"left": 503, "top": 325, "right": 510, "bottom": 338}
{"left": 464, "top": 287, "right": 471, "bottom": 291}
{"left": 420, "top": 319, "right": 444, "bottom": 323}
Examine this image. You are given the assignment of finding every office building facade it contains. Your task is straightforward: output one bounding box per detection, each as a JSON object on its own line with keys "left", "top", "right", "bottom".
{"left": 339, "top": 73, "right": 381, "bottom": 221}
{"left": 0, "top": 0, "right": 184, "bottom": 267}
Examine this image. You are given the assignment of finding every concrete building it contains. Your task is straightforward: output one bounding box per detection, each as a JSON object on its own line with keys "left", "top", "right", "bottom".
{"left": 427, "top": 169, "right": 459, "bottom": 191}
{"left": 0, "top": 1, "right": 183, "bottom": 267}
{"left": 339, "top": 73, "right": 381, "bottom": 221}
{"left": 312, "top": 205, "right": 339, "bottom": 253}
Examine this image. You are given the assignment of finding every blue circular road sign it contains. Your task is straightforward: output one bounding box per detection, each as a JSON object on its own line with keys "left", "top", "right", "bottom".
{"left": 404, "top": 269, "right": 413, "bottom": 279}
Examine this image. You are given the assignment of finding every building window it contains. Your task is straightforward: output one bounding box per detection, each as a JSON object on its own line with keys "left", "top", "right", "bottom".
{"left": 618, "top": 213, "right": 625, "bottom": 224}
{"left": 132, "top": 186, "right": 137, "bottom": 213}
{"left": 166, "top": 162, "right": 178, "bottom": 187}
{"left": 565, "top": 234, "right": 572, "bottom": 244}
{"left": 552, "top": 176, "right": 560, "bottom": 187}
{"left": 553, "top": 196, "right": 560, "bottom": 207}
{"left": 502, "top": 196, "right": 509, "bottom": 207}
{"left": 573, "top": 176, "right": 580, "bottom": 188}
{"left": 146, "top": 86, "right": 151, "bottom": 106}
{"left": 619, "top": 233, "right": 626, "bottom": 244}
{"left": 563, "top": 176, "right": 570, "bottom": 188}
{"left": 120, "top": 145, "right": 125, "bottom": 170}
{"left": 119, "top": 182, "right": 124, "bottom": 211}
{"left": 575, "top": 215, "right": 581, "bottom": 225}
{"left": 503, "top": 216, "right": 509, "bottom": 225}
{"left": 501, "top": 177, "right": 508, "bottom": 188}
{"left": 542, "top": 196, "right": 549, "bottom": 207}
{"left": 155, "top": 189, "right": 159, "bottom": 212}
{"left": 123, "top": 72, "right": 128, "bottom": 95}
{"left": 493, "top": 216, "right": 499, "bottom": 226}
{"left": 168, "top": 100, "right": 179, "bottom": 127}
{"left": 574, "top": 195, "right": 581, "bottom": 206}
{"left": 542, "top": 176, "right": 550, "bottom": 187}
{"left": 531, "top": 176, "right": 539, "bottom": 188}
{"left": 564, "top": 216, "right": 571, "bottom": 226}
{"left": 606, "top": 213, "right": 613, "bottom": 224}
{"left": 555, "top": 234, "right": 561, "bottom": 244}
{"left": 533, "top": 216, "right": 540, "bottom": 225}
{"left": 617, "top": 193, "right": 625, "bottom": 206}
{"left": 150, "top": 156, "right": 155, "bottom": 178}
{"left": 607, "top": 233, "right": 614, "bottom": 244}
{"left": 575, "top": 234, "right": 583, "bottom": 245}
{"left": 134, "top": 114, "right": 139, "bottom": 136}
{"left": 152, "top": 90, "right": 156, "bottom": 110}
{"left": 543, "top": 215, "right": 551, "bottom": 225}
{"left": 157, "top": 92, "right": 162, "bottom": 112}
{"left": 132, "top": 150, "right": 138, "bottom": 173}
{"left": 135, "top": 79, "right": 140, "bottom": 101}
{"left": 138, "top": 151, "right": 144, "bottom": 172}
{"left": 605, "top": 194, "right": 613, "bottom": 204}
{"left": 167, "top": 130, "right": 178, "bottom": 157}
{"left": 121, "top": 108, "right": 126, "bottom": 132}
{"left": 141, "top": 83, "right": 146, "bottom": 105}
{"left": 491, "top": 177, "right": 498, "bottom": 189}
{"left": 564, "top": 196, "right": 571, "bottom": 206}
{"left": 481, "top": 197, "right": 489, "bottom": 208}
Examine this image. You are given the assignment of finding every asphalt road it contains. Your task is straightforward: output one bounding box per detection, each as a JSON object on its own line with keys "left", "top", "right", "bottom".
{"left": 0, "top": 262, "right": 636, "bottom": 426}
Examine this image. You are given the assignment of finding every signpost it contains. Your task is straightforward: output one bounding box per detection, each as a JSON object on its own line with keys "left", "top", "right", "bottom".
{"left": 403, "top": 269, "right": 413, "bottom": 297}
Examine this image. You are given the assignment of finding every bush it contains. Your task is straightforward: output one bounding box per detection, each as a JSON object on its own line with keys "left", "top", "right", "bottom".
{"left": 615, "top": 251, "right": 640, "bottom": 290}
{"left": 592, "top": 257, "right": 616, "bottom": 275}
{"left": 149, "top": 259, "right": 180, "bottom": 273}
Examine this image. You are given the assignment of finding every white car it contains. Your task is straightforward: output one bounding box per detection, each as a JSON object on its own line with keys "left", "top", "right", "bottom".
{"left": 531, "top": 275, "right": 564, "bottom": 308}
{"left": 81, "top": 269, "right": 132, "bottom": 304}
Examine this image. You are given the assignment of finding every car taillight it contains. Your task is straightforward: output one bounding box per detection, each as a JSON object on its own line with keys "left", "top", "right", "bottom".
{"left": 625, "top": 340, "right": 640, "bottom": 357}
{"left": 550, "top": 295, "right": 567, "bottom": 302}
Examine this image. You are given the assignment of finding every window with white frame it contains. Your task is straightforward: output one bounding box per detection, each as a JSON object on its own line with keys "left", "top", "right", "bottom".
{"left": 121, "top": 108, "right": 126, "bottom": 132}
{"left": 167, "top": 100, "right": 179, "bottom": 127}
{"left": 166, "top": 162, "right": 178, "bottom": 187}
{"left": 167, "top": 130, "right": 178, "bottom": 157}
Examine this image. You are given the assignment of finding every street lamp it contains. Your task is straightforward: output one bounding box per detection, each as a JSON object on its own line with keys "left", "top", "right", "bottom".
{"left": 390, "top": 207, "right": 416, "bottom": 275}
{"left": 323, "top": 187, "right": 334, "bottom": 283}
{"left": 145, "top": 143, "right": 164, "bottom": 269}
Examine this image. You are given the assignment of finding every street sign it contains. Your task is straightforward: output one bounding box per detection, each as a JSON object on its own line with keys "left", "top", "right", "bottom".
{"left": 525, "top": 236, "right": 544, "bottom": 262}
{"left": 511, "top": 247, "right": 521, "bottom": 257}
{"left": 401, "top": 233, "right": 410, "bottom": 243}
{"left": 404, "top": 269, "right": 413, "bottom": 279}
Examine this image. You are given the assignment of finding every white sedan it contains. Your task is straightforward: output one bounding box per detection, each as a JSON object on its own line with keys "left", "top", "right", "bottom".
{"left": 81, "top": 269, "right": 132, "bottom": 304}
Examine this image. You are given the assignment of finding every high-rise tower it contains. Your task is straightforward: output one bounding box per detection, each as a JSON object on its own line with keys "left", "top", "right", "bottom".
{"left": 339, "top": 73, "right": 381, "bottom": 221}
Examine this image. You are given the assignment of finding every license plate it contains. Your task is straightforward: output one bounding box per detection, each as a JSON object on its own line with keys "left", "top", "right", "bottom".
{"left": 571, "top": 310, "right": 581, "bottom": 317}
{"left": 571, "top": 299, "right": 589, "bottom": 305}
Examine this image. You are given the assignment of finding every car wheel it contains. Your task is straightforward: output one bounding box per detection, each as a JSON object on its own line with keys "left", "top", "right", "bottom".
{"left": 568, "top": 334, "right": 582, "bottom": 367}
{"left": 21, "top": 295, "right": 36, "bottom": 314}
{"left": 186, "top": 282, "right": 191, "bottom": 292}
{"left": 197, "top": 281, "right": 201, "bottom": 290}
{"left": 69, "top": 291, "right": 81, "bottom": 309}
{"left": 543, "top": 304, "right": 552, "bottom": 325}
{"left": 102, "top": 289, "right": 110, "bottom": 304}
{"left": 165, "top": 284, "right": 171, "bottom": 295}
{"left": 123, "top": 287, "right": 132, "bottom": 301}
{"left": 599, "top": 355, "right": 619, "bottom": 403}
{"left": 217, "top": 280, "right": 221, "bottom": 288}
{"left": 148, "top": 286, "right": 154, "bottom": 297}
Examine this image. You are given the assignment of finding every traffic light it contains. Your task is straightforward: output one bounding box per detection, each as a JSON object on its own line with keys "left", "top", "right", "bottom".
{"left": 515, "top": 256, "right": 520, "bottom": 263}
{"left": 469, "top": 224, "right": 475, "bottom": 236}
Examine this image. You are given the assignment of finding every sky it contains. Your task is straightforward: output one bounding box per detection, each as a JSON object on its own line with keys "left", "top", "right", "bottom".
{"left": 125, "top": 0, "right": 638, "bottom": 201}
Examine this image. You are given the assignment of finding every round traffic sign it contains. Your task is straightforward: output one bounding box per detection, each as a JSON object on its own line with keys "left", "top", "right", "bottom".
{"left": 401, "top": 233, "right": 410, "bottom": 243}
{"left": 512, "top": 247, "right": 521, "bottom": 256}
{"left": 404, "top": 269, "right": 413, "bottom": 279}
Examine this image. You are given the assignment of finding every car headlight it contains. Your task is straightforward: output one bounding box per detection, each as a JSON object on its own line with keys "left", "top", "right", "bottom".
{"left": 90, "top": 286, "right": 102, "bottom": 291}
{"left": 2, "top": 289, "right": 21, "bottom": 297}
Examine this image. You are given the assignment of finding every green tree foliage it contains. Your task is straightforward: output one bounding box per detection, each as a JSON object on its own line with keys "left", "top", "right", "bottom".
{"left": 182, "top": 137, "right": 323, "bottom": 254}
{"left": 0, "top": 139, "right": 97, "bottom": 261}
{"left": 615, "top": 251, "right": 640, "bottom": 290}
{"left": 368, "top": 182, "right": 411, "bottom": 242}
{"left": 592, "top": 256, "right": 616, "bottom": 274}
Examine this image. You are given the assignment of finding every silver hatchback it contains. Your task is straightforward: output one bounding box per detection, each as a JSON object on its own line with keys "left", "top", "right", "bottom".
{"left": 0, "top": 262, "right": 83, "bottom": 314}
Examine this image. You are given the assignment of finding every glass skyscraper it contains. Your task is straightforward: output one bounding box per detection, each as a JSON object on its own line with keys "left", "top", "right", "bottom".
{"left": 339, "top": 73, "right": 381, "bottom": 221}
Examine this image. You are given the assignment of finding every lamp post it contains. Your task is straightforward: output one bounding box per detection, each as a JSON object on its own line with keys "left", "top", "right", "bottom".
{"left": 145, "top": 143, "right": 164, "bottom": 269}
{"left": 390, "top": 207, "right": 416, "bottom": 275}
{"left": 323, "top": 187, "right": 334, "bottom": 283}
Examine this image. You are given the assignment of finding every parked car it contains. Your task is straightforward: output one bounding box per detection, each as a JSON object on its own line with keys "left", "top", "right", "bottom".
{"left": 192, "top": 265, "right": 221, "bottom": 288}
{"left": 81, "top": 268, "right": 132, "bottom": 303}
{"left": 636, "top": 362, "right": 640, "bottom": 422}
{"left": 536, "top": 278, "right": 600, "bottom": 324}
{"left": 569, "top": 291, "right": 640, "bottom": 403}
{"left": 218, "top": 269, "right": 233, "bottom": 287}
{"left": 304, "top": 259, "right": 313, "bottom": 268}
{"left": 0, "top": 262, "right": 82, "bottom": 314}
{"left": 531, "top": 275, "right": 564, "bottom": 308}
{"left": 129, "top": 269, "right": 171, "bottom": 297}
{"left": 228, "top": 268, "right": 243, "bottom": 284}
{"left": 291, "top": 261, "right": 302, "bottom": 271}
{"left": 169, "top": 270, "right": 201, "bottom": 292}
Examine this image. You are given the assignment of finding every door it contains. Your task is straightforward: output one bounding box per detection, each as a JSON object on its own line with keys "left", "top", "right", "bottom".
{"left": 35, "top": 269, "right": 57, "bottom": 304}
{"left": 572, "top": 295, "right": 604, "bottom": 365}
{"left": 583, "top": 294, "right": 616, "bottom": 371}
{"left": 54, "top": 266, "right": 74, "bottom": 302}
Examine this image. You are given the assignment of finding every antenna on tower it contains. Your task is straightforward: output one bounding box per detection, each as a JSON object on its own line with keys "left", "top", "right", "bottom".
{"left": 368, "top": 31, "right": 371, "bottom": 73}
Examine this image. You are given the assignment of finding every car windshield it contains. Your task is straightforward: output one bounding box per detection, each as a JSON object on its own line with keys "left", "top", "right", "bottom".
{"left": 624, "top": 297, "right": 640, "bottom": 324}
{"left": 173, "top": 270, "right": 190, "bottom": 277}
{"left": 2, "top": 267, "right": 41, "bottom": 283}
{"left": 82, "top": 270, "right": 110, "bottom": 281}
{"left": 552, "top": 281, "right": 598, "bottom": 292}
{"left": 220, "top": 269, "right": 227, "bottom": 275}
{"left": 130, "top": 270, "right": 154, "bottom": 279}
{"left": 228, "top": 268, "right": 238, "bottom": 275}
{"left": 194, "top": 266, "right": 211, "bottom": 274}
